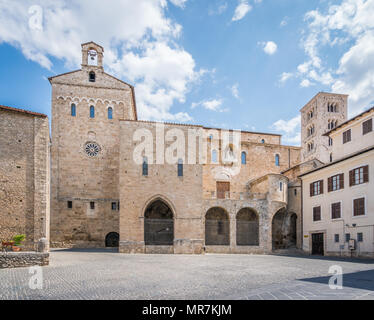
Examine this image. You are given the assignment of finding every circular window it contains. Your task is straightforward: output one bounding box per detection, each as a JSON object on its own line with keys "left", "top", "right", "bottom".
{"left": 84, "top": 142, "right": 101, "bottom": 157}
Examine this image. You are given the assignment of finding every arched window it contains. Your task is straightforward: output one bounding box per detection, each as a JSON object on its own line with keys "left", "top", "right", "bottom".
{"left": 261, "top": 139, "right": 265, "bottom": 144}
{"left": 241, "top": 152, "right": 246, "bottom": 165}
{"left": 275, "top": 154, "right": 280, "bottom": 167}
{"left": 178, "top": 159, "right": 183, "bottom": 177}
{"left": 212, "top": 150, "right": 218, "bottom": 163}
{"left": 142, "top": 157, "right": 148, "bottom": 176}
{"left": 108, "top": 107, "right": 113, "bottom": 120}
{"left": 90, "top": 106, "right": 95, "bottom": 118}
{"left": 71, "top": 104, "right": 76, "bottom": 117}
{"left": 89, "top": 71, "right": 96, "bottom": 82}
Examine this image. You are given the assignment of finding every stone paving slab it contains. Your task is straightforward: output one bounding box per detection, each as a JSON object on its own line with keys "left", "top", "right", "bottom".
{"left": 0, "top": 249, "right": 373, "bottom": 300}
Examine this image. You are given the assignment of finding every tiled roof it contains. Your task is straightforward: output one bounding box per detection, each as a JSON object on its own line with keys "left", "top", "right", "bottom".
{"left": 0, "top": 105, "right": 47, "bottom": 118}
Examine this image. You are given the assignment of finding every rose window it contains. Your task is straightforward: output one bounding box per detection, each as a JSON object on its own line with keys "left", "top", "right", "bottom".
{"left": 85, "top": 142, "right": 101, "bottom": 157}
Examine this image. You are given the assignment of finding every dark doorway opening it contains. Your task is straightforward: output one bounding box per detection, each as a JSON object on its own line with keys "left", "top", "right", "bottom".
{"left": 205, "top": 207, "right": 230, "bottom": 245}
{"left": 272, "top": 209, "right": 298, "bottom": 250}
{"left": 290, "top": 213, "right": 297, "bottom": 245}
{"left": 312, "top": 233, "right": 324, "bottom": 255}
{"left": 105, "top": 232, "right": 119, "bottom": 247}
{"left": 236, "top": 208, "right": 259, "bottom": 246}
{"left": 144, "top": 200, "right": 174, "bottom": 245}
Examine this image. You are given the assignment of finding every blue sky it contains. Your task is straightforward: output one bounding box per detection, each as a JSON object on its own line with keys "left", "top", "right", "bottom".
{"left": 1, "top": 0, "right": 374, "bottom": 145}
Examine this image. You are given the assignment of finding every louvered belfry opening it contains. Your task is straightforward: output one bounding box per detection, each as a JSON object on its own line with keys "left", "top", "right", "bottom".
{"left": 144, "top": 200, "right": 174, "bottom": 245}
{"left": 205, "top": 207, "right": 230, "bottom": 246}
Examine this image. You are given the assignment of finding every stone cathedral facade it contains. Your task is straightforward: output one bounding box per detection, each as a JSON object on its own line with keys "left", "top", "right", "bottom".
{"left": 1, "top": 42, "right": 349, "bottom": 254}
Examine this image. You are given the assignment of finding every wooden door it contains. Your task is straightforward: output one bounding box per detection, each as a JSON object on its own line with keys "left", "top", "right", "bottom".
{"left": 217, "top": 182, "right": 230, "bottom": 199}
{"left": 312, "top": 233, "right": 324, "bottom": 255}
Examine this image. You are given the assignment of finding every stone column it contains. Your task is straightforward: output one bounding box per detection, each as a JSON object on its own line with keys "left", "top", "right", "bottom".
{"left": 230, "top": 212, "right": 236, "bottom": 251}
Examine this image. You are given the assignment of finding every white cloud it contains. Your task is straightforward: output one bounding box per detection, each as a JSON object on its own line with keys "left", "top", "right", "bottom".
{"left": 169, "top": 0, "right": 188, "bottom": 8}
{"left": 300, "top": 79, "right": 312, "bottom": 88}
{"left": 231, "top": 83, "right": 239, "bottom": 99}
{"left": 191, "top": 99, "right": 227, "bottom": 112}
{"left": 209, "top": 2, "right": 228, "bottom": 15}
{"left": 297, "top": 62, "right": 309, "bottom": 74}
{"left": 232, "top": 0, "right": 252, "bottom": 21}
{"left": 279, "top": 72, "right": 293, "bottom": 84}
{"left": 0, "top": 0, "right": 203, "bottom": 122}
{"left": 262, "top": 41, "right": 278, "bottom": 55}
{"left": 296, "top": 0, "right": 374, "bottom": 115}
{"left": 272, "top": 115, "right": 301, "bottom": 146}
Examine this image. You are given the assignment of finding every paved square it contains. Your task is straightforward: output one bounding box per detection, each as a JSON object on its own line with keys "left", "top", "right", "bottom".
{"left": 1, "top": 249, "right": 373, "bottom": 300}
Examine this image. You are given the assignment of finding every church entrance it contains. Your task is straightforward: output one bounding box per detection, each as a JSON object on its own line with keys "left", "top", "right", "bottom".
{"left": 144, "top": 200, "right": 174, "bottom": 246}
{"left": 105, "top": 232, "right": 119, "bottom": 247}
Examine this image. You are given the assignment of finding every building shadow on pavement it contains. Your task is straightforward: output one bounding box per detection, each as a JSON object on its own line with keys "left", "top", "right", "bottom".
{"left": 270, "top": 252, "right": 374, "bottom": 265}
{"left": 299, "top": 269, "right": 374, "bottom": 291}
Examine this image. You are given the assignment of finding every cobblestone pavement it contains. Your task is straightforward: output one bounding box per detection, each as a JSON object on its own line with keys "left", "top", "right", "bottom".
{"left": 0, "top": 249, "right": 373, "bottom": 300}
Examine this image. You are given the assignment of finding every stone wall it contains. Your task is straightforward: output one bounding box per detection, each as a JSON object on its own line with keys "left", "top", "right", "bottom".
{"left": 49, "top": 43, "right": 136, "bottom": 248}
{"left": 203, "top": 136, "right": 300, "bottom": 201}
{"left": 0, "top": 107, "right": 50, "bottom": 251}
{"left": 119, "top": 121, "right": 204, "bottom": 254}
{"left": 301, "top": 92, "right": 348, "bottom": 163}
{"left": 0, "top": 252, "right": 49, "bottom": 269}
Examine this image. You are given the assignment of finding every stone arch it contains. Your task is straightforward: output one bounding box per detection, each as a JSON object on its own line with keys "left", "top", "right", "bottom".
{"left": 142, "top": 195, "right": 177, "bottom": 219}
{"left": 144, "top": 198, "right": 174, "bottom": 246}
{"left": 236, "top": 208, "right": 259, "bottom": 246}
{"left": 205, "top": 207, "right": 230, "bottom": 246}
{"left": 105, "top": 232, "right": 119, "bottom": 247}
{"left": 272, "top": 208, "right": 297, "bottom": 250}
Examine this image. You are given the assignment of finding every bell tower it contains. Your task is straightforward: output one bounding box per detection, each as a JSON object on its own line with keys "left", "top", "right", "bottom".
{"left": 81, "top": 41, "right": 104, "bottom": 69}
{"left": 300, "top": 92, "right": 348, "bottom": 164}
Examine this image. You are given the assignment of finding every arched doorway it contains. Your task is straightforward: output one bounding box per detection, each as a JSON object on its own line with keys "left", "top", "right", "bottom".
{"left": 272, "top": 209, "right": 297, "bottom": 250}
{"left": 236, "top": 208, "right": 259, "bottom": 246}
{"left": 272, "top": 208, "right": 287, "bottom": 250}
{"left": 144, "top": 199, "right": 174, "bottom": 245}
{"left": 205, "top": 207, "right": 230, "bottom": 245}
{"left": 105, "top": 232, "right": 119, "bottom": 247}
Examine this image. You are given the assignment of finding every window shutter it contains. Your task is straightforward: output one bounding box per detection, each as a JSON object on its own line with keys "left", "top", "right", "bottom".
{"left": 310, "top": 183, "right": 313, "bottom": 197}
{"left": 363, "top": 165, "right": 369, "bottom": 183}
{"left": 363, "top": 119, "right": 372, "bottom": 135}
{"left": 349, "top": 170, "right": 354, "bottom": 186}
{"left": 320, "top": 180, "right": 324, "bottom": 194}
{"left": 360, "top": 198, "right": 365, "bottom": 215}
{"left": 340, "top": 173, "right": 344, "bottom": 189}
{"left": 328, "top": 177, "right": 332, "bottom": 192}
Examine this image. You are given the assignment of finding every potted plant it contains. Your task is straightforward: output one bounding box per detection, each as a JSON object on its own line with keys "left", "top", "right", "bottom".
{"left": 12, "top": 234, "right": 26, "bottom": 252}
{"left": 1, "top": 240, "right": 14, "bottom": 252}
